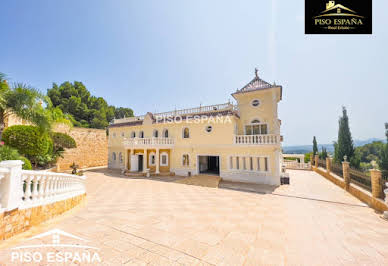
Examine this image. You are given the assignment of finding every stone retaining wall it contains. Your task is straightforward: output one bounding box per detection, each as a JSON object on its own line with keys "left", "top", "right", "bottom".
{"left": 54, "top": 124, "right": 107, "bottom": 170}
{"left": 0, "top": 193, "right": 86, "bottom": 240}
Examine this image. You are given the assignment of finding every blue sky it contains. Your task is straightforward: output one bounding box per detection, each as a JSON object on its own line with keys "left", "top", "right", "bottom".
{"left": 1, "top": 0, "right": 387, "bottom": 145}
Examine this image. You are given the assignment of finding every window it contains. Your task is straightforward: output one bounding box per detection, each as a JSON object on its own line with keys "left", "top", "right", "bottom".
{"left": 257, "top": 157, "right": 261, "bottom": 171}
{"left": 236, "top": 156, "right": 240, "bottom": 170}
{"left": 119, "top": 152, "right": 123, "bottom": 163}
{"left": 182, "top": 154, "right": 189, "bottom": 166}
{"left": 121, "top": 132, "right": 124, "bottom": 137}
{"left": 149, "top": 153, "right": 156, "bottom": 166}
{"left": 205, "top": 125, "right": 213, "bottom": 133}
{"left": 243, "top": 157, "right": 246, "bottom": 170}
{"left": 264, "top": 157, "right": 268, "bottom": 171}
{"left": 250, "top": 157, "right": 253, "bottom": 171}
{"left": 112, "top": 133, "right": 116, "bottom": 138}
{"left": 230, "top": 156, "right": 233, "bottom": 169}
{"left": 160, "top": 152, "right": 168, "bottom": 166}
{"left": 131, "top": 131, "right": 136, "bottom": 138}
{"left": 183, "top": 127, "right": 190, "bottom": 138}
{"left": 163, "top": 129, "right": 169, "bottom": 138}
{"left": 251, "top": 99, "right": 260, "bottom": 107}
{"left": 112, "top": 152, "right": 116, "bottom": 161}
{"left": 153, "top": 130, "right": 159, "bottom": 138}
{"left": 139, "top": 131, "right": 144, "bottom": 138}
{"left": 245, "top": 119, "right": 268, "bottom": 135}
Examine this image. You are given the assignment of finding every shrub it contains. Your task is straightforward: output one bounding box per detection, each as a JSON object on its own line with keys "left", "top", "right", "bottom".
{"left": 0, "top": 145, "right": 32, "bottom": 170}
{"left": 2, "top": 125, "right": 52, "bottom": 158}
{"left": 51, "top": 132, "right": 76, "bottom": 150}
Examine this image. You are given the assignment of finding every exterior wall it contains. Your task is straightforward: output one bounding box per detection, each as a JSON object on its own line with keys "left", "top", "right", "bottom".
{"left": 0, "top": 193, "right": 85, "bottom": 240}
{"left": 107, "top": 82, "right": 282, "bottom": 185}
{"left": 54, "top": 124, "right": 108, "bottom": 170}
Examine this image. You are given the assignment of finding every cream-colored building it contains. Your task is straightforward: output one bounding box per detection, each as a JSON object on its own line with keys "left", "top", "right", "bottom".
{"left": 108, "top": 71, "right": 283, "bottom": 185}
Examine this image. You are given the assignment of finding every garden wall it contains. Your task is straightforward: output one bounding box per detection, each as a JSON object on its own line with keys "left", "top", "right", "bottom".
{"left": 53, "top": 124, "right": 108, "bottom": 170}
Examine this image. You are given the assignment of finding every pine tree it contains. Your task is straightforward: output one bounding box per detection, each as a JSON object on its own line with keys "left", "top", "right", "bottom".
{"left": 380, "top": 123, "right": 388, "bottom": 177}
{"left": 313, "top": 136, "right": 318, "bottom": 155}
{"left": 334, "top": 107, "right": 355, "bottom": 165}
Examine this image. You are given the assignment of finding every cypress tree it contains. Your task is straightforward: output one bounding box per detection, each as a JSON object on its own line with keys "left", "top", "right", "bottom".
{"left": 334, "top": 107, "right": 355, "bottom": 164}
{"left": 313, "top": 136, "right": 318, "bottom": 155}
{"left": 380, "top": 123, "right": 388, "bottom": 176}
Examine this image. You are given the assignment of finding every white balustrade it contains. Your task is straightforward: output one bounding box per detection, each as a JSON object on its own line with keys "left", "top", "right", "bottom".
{"left": 112, "top": 103, "right": 235, "bottom": 124}
{"left": 234, "top": 134, "right": 279, "bottom": 145}
{"left": 0, "top": 160, "right": 86, "bottom": 212}
{"left": 123, "top": 137, "right": 175, "bottom": 147}
{"left": 283, "top": 161, "right": 311, "bottom": 170}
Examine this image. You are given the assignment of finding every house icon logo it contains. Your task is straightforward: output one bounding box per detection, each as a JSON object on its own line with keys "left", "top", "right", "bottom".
{"left": 305, "top": 0, "right": 372, "bottom": 34}
{"left": 314, "top": 1, "right": 364, "bottom": 18}
{"left": 10, "top": 228, "right": 102, "bottom": 263}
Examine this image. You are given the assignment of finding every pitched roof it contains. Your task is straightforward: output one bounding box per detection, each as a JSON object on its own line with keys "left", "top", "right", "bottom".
{"left": 232, "top": 69, "right": 282, "bottom": 99}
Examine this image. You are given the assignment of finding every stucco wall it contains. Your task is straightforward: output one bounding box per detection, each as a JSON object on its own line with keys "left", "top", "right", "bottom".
{"left": 54, "top": 124, "right": 108, "bottom": 170}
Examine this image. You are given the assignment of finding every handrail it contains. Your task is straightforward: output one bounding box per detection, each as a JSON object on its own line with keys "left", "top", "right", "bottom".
{"left": 123, "top": 137, "right": 175, "bottom": 146}
{"left": 112, "top": 102, "right": 235, "bottom": 124}
{"left": 234, "top": 134, "right": 279, "bottom": 145}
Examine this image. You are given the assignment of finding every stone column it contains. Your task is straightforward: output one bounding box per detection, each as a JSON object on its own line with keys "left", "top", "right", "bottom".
{"left": 326, "top": 157, "right": 331, "bottom": 174}
{"left": 0, "top": 160, "right": 24, "bottom": 211}
{"left": 314, "top": 155, "right": 319, "bottom": 168}
{"left": 342, "top": 161, "right": 350, "bottom": 190}
{"left": 143, "top": 149, "right": 147, "bottom": 173}
{"left": 155, "top": 148, "right": 160, "bottom": 175}
{"left": 370, "top": 169, "right": 382, "bottom": 198}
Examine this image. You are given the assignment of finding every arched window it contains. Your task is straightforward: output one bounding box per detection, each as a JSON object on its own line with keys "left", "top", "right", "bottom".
{"left": 182, "top": 154, "right": 189, "bottom": 166}
{"left": 163, "top": 129, "right": 169, "bottom": 138}
{"left": 139, "top": 131, "right": 144, "bottom": 138}
{"left": 153, "top": 129, "right": 159, "bottom": 138}
{"left": 119, "top": 152, "right": 123, "bottom": 163}
{"left": 131, "top": 131, "right": 136, "bottom": 138}
{"left": 112, "top": 152, "right": 116, "bottom": 161}
{"left": 160, "top": 152, "right": 168, "bottom": 166}
{"left": 149, "top": 152, "right": 156, "bottom": 166}
{"left": 182, "top": 127, "right": 190, "bottom": 138}
{"left": 245, "top": 119, "right": 268, "bottom": 135}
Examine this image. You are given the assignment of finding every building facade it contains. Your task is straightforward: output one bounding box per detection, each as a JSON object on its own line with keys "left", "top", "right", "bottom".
{"left": 108, "top": 71, "right": 283, "bottom": 185}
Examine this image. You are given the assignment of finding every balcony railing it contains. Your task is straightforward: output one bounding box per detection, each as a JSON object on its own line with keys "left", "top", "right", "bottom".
{"left": 123, "top": 137, "right": 175, "bottom": 147}
{"left": 112, "top": 102, "right": 235, "bottom": 124}
{"left": 234, "top": 134, "right": 279, "bottom": 145}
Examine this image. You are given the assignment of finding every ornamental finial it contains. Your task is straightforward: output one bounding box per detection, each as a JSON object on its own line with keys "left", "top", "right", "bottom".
{"left": 255, "top": 68, "right": 258, "bottom": 78}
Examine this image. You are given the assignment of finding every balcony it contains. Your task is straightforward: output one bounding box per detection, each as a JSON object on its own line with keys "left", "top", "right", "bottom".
{"left": 234, "top": 134, "right": 280, "bottom": 145}
{"left": 123, "top": 137, "right": 175, "bottom": 148}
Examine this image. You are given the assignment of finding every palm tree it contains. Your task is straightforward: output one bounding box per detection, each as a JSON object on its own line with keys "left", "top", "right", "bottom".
{"left": 0, "top": 73, "right": 72, "bottom": 134}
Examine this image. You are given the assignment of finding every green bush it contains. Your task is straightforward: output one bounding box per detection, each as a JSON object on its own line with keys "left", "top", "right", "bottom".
{"left": 0, "top": 145, "right": 32, "bottom": 170}
{"left": 2, "top": 125, "right": 52, "bottom": 158}
{"left": 51, "top": 132, "right": 76, "bottom": 149}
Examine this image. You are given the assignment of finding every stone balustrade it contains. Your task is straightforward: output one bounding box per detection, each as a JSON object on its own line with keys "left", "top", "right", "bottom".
{"left": 0, "top": 160, "right": 86, "bottom": 212}
{"left": 123, "top": 137, "right": 175, "bottom": 147}
{"left": 283, "top": 161, "right": 311, "bottom": 170}
{"left": 112, "top": 102, "right": 234, "bottom": 124}
{"left": 234, "top": 134, "right": 279, "bottom": 145}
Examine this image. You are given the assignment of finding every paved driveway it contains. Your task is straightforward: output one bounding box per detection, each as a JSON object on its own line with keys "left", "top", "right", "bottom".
{"left": 1, "top": 169, "right": 387, "bottom": 265}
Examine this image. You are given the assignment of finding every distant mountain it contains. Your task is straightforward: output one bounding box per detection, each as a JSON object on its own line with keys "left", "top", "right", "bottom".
{"left": 283, "top": 138, "right": 385, "bottom": 154}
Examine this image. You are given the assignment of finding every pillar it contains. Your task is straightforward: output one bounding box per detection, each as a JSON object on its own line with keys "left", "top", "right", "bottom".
{"left": 0, "top": 160, "right": 24, "bottom": 211}
{"left": 342, "top": 161, "right": 350, "bottom": 190}
{"left": 143, "top": 149, "right": 147, "bottom": 173}
{"left": 155, "top": 148, "right": 160, "bottom": 174}
{"left": 370, "top": 169, "right": 382, "bottom": 198}
{"left": 326, "top": 157, "right": 331, "bottom": 174}
{"left": 314, "top": 154, "right": 319, "bottom": 168}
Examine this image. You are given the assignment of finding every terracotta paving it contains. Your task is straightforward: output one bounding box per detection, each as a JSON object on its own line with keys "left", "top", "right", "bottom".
{"left": 1, "top": 169, "right": 387, "bottom": 265}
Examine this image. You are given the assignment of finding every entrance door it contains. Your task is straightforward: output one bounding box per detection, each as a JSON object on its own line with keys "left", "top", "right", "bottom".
{"left": 138, "top": 155, "right": 143, "bottom": 172}
{"left": 198, "top": 156, "right": 220, "bottom": 175}
{"left": 130, "top": 155, "right": 138, "bottom": 172}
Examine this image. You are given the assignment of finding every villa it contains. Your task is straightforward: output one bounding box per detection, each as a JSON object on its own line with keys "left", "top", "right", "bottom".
{"left": 108, "top": 70, "right": 283, "bottom": 185}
